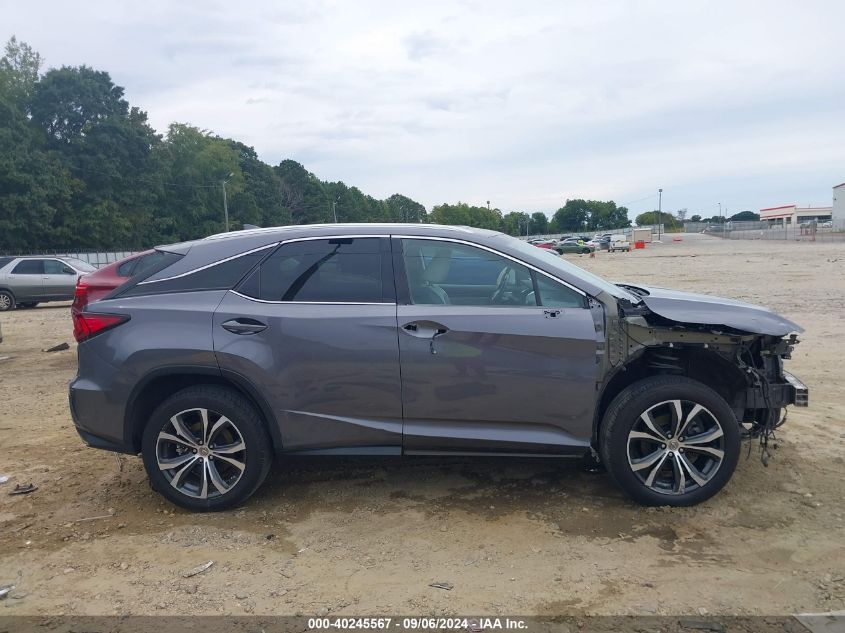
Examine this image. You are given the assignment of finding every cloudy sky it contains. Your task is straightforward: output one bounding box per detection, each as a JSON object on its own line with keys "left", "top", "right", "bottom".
{"left": 6, "top": 0, "right": 845, "bottom": 218}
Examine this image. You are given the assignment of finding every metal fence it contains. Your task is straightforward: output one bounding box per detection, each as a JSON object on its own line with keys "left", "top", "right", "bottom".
{"left": 520, "top": 224, "right": 666, "bottom": 241}
{"left": 686, "top": 219, "right": 845, "bottom": 242}
{"left": 0, "top": 250, "right": 139, "bottom": 268}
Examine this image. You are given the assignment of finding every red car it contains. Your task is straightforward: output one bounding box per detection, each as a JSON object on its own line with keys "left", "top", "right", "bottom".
{"left": 71, "top": 250, "right": 159, "bottom": 315}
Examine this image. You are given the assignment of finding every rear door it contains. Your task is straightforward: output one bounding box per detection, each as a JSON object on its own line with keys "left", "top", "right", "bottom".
{"left": 8, "top": 259, "right": 45, "bottom": 301}
{"left": 213, "top": 236, "right": 403, "bottom": 453}
{"left": 394, "top": 237, "right": 599, "bottom": 454}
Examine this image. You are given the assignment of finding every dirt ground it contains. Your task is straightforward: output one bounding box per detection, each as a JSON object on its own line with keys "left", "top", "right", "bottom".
{"left": 0, "top": 235, "right": 843, "bottom": 618}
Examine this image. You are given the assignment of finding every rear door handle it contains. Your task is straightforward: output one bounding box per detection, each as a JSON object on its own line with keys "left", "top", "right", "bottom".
{"left": 221, "top": 318, "right": 268, "bottom": 335}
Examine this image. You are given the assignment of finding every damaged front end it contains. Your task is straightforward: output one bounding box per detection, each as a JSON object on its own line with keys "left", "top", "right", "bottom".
{"left": 599, "top": 284, "right": 807, "bottom": 461}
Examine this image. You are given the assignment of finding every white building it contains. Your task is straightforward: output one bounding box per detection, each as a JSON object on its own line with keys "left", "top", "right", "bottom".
{"left": 833, "top": 182, "right": 845, "bottom": 222}
{"left": 759, "top": 204, "right": 832, "bottom": 226}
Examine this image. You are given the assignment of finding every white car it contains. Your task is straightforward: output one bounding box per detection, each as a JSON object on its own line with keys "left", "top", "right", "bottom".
{"left": 608, "top": 235, "right": 631, "bottom": 252}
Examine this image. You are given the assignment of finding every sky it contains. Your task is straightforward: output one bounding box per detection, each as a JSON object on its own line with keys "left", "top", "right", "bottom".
{"left": 5, "top": 0, "right": 845, "bottom": 219}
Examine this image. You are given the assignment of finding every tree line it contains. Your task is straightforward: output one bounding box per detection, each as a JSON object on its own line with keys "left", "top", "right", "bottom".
{"left": 1, "top": 37, "right": 634, "bottom": 252}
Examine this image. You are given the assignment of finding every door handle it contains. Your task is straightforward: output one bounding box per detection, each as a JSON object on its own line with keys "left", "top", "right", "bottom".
{"left": 221, "top": 318, "right": 268, "bottom": 335}
{"left": 401, "top": 321, "right": 448, "bottom": 339}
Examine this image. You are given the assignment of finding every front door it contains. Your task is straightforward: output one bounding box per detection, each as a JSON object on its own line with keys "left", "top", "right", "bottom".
{"left": 213, "top": 236, "right": 403, "bottom": 453}
{"left": 394, "top": 237, "right": 599, "bottom": 454}
{"left": 42, "top": 259, "right": 79, "bottom": 300}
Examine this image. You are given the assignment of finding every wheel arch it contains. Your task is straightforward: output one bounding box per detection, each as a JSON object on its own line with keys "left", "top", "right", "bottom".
{"left": 124, "top": 366, "right": 282, "bottom": 454}
{"left": 592, "top": 347, "right": 748, "bottom": 448}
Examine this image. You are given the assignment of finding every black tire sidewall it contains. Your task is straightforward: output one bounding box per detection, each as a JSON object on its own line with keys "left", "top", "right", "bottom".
{"left": 141, "top": 386, "right": 272, "bottom": 511}
{"left": 601, "top": 376, "right": 740, "bottom": 507}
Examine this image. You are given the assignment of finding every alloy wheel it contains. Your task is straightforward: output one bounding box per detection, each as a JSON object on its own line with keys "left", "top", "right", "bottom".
{"left": 626, "top": 399, "right": 725, "bottom": 496}
{"left": 155, "top": 408, "right": 247, "bottom": 499}
{"left": 0, "top": 294, "right": 11, "bottom": 310}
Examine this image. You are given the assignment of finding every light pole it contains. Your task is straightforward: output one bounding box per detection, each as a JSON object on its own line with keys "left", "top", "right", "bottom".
{"left": 718, "top": 202, "right": 722, "bottom": 223}
{"left": 657, "top": 188, "right": 663, "bottom": 239}
{"left": 333, "top": 200, "right": 338, "bottom": 223}
{"left": 222, "top": 172, "right": 233, "bottom": 232}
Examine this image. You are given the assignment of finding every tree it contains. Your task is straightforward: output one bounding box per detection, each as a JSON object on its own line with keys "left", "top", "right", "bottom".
{"left": 386, "top": 193, "right": 426, "bottom": 223}
{"left": 430, "top": 202, "right": 502, "bottom": 230}
{"left": 0, "top": 36, "right": 42, "bottom": 107}
{"left": 501, "top": 211, "right": 529, "bottom": 236}
{"left": 635, "top": 211, "right": 681, "bottom": 230}
{"left": 729, "top": 210, "right": 760, "bottom": 221}
{"left": 552, "top": 199, "right": 631, "bottom": 233}
{"left": 690, "top": 214, "right": 702, "bottom": 222}
{"left": 530, "top": 212, "right": 548, "bottom": 234}
{"left": 676, "top": 208, "right": 688, "bottom": 222}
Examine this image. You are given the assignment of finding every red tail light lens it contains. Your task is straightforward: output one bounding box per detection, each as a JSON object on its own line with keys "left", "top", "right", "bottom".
{"left": 72, "top": 312, "right": 129, "bottom": 343}
{"left": 72, "top": 278, "right": 89, "bottom": 314}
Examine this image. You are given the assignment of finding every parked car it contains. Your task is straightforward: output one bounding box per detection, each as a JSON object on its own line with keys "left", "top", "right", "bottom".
{"left": 532, "top": 239, "right": 557, "bottom": 249}
{"left": 608, "top": 235, "right": 631, "bottom": 252}
{"left": 69, "top": 223, "right": 807, "bottom": 511}
{"left": 555, "top": 239, "right": 594, "bottom": 254}
{"left": 0, "top": 256, "right": 96, "bottom": 311}
{"left": 72, "top": 250, "right": 161, "bottom": 315}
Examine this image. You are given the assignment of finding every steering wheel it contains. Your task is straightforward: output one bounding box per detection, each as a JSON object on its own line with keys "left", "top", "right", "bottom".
{"left": 491, "top": 265, "right": 531, "bottom": 305}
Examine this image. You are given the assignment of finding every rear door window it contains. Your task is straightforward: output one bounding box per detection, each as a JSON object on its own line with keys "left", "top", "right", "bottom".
{"left": 238, "top": 237, "right": 392, "bottom": 303}
{"left": 11, "top": 260, "right": 44, "bottom": 275}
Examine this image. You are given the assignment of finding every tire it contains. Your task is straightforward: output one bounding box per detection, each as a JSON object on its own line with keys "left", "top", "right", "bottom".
{"left": 599, "top": 376, "right": 740, "bottom": 507}
{"left": 0, "top": 290, "right": 15, "bottom": 311}
{"left": 141, "top": 385, "right": 273, "bottom": 511}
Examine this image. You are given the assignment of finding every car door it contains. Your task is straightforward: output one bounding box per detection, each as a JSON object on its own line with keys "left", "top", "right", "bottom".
{"left": 394, "top": 237, "right": 599, "bottom": 454}
{"left": 7, "top": 259, "right": 45, "bottom": 301}
{"left": 213, "top": 236, "right": 404, "bottom": 453}
{"left": 42, "top": 259, "right": 80, "bottom": 299}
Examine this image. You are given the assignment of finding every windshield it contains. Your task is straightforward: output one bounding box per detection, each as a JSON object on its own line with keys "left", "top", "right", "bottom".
{"left": 493, "top": 234, "right": 640, "bottom": 302}
{"left": 62, "top": 258, "right": 97, "bottom": 272}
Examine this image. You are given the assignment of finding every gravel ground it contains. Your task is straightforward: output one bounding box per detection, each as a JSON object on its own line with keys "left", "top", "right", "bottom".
{"left": 0, "top": 235, "right": 843, "bottom": 617}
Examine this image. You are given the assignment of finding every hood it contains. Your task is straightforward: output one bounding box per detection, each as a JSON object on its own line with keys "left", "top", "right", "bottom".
{"left": 616, "top": 283, "right": 804, "bottom": 336}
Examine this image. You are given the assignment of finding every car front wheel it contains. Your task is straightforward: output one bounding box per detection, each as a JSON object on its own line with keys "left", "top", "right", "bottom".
{"left": 600, "top": 376, "right": 740, "bottom": 506}
{"left": 141, "top": 385, "right": 273, "bottom": 511}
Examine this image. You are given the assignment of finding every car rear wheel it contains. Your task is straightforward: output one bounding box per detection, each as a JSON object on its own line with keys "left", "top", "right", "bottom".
{"left": 0, "top": 291, "right": 14, "bottom": 311}
{"left": 600, "top": 376, "right": 740, "bottom": 506}
{"left": 141, "top": 385, "right": 273, "bottom": 511}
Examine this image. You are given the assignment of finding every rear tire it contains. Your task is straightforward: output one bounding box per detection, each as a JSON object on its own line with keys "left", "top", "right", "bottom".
{"left": 0, "top": 291, "right": 14, "bottom": 311}
{"left": 600, "top": 376, "right": 740, "bottom": 506}
{"left": 141, "top": 385, "right": 273, "bottom": 511}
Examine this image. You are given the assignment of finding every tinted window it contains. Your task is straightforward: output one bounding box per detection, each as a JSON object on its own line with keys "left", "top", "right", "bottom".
{"left": 534, "top": 275, "right": 585, "bottom": 308}
{"left": 239, "top": 238, "right": 389, "bottom": 303}
{"left": 12, "top": 260, "right": 43, "bottom": 275}
{"left": 121, "top": 251, "right": 261, "bottom": 297}
{"left": 117, "top": 259, "right": 136, "bottom": 277}
{"left": 401, "top": 239, "right": 535, "bottom": 307}
{"left": 45, "top": 260, "right": 75, "bottom": 275}
{"left": 132, "top": 252, "right": 167, "bottom": 277}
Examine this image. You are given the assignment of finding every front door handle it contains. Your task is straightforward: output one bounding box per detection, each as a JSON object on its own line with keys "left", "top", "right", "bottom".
{"left": 402, "top": 321, "right": 448, "bottom": 339}
{"left": 221, "top": 318, "right": 268, "bottom": 335}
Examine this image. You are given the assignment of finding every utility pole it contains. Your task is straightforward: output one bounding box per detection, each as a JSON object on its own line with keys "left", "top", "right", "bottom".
{"left": 333, "top": 200, "right": 338, "bottom": 223}
{"left": 222, "top": 172, "right": 233, "bottom": 232}
{"left": 487, "top": 200, "right": 491, "bottom": 211}
{"left": 658, "top": 188, "right": 663, "bottom": 239}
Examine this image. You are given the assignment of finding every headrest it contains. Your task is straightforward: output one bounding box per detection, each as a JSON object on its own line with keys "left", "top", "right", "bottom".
{"left": 421, "top": 248, "right": 452, "bottom": 283}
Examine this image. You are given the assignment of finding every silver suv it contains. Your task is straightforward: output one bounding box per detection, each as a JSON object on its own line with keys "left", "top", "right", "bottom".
{"left": 0, "top": 256, "right": 96, "bottom": 310}
{"left": 69, "top": 224, "right": 807, "bottom": 511}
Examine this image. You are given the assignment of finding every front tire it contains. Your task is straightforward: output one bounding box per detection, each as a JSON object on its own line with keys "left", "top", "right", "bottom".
{"left": 600, "top": 376, "right": 740, "bottom": 506}
{"left": 141, "top": 385, "right": 273, "bottom": 511}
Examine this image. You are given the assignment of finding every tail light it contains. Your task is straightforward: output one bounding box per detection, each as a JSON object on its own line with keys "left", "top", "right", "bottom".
{"left": 73, "top": 312, "right": 129, "bottom": 343}
{"left": 72, "top": 278, "right": 89, "bottom": 314}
